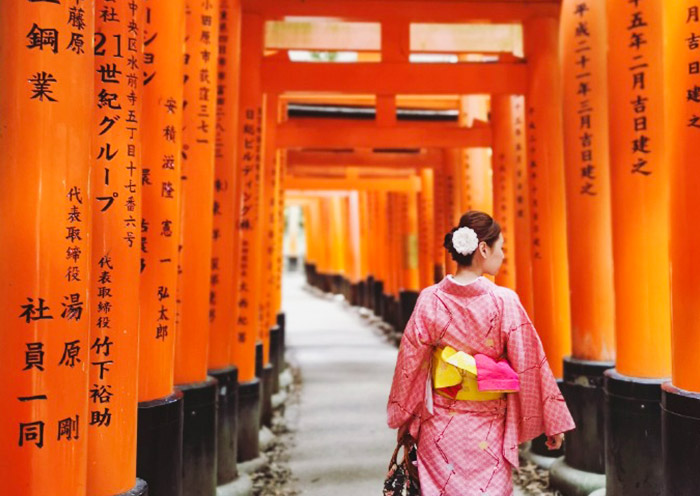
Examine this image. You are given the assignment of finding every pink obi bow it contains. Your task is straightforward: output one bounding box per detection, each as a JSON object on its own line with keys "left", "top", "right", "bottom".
{"left": 473, "top": 353, "right": 520, "bottom": 393}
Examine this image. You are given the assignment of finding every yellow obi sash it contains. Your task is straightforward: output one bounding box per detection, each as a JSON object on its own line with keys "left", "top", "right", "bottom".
{"left": 432, "top": 346, "right": 505, "bottom": 401}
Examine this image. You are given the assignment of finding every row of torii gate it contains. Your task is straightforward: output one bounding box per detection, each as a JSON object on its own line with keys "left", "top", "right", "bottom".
{"left": 2, "top": 0, "right": 700, "bottom": 496}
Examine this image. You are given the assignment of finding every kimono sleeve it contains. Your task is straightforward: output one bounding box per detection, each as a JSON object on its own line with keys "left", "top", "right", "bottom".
{"left": 501, "top": 289, "right": 575, "bottom": 444}
{"left": 386, "top": 290, "right": 436, "bottom": 438}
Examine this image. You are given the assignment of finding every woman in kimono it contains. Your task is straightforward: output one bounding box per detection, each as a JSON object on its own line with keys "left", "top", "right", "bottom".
{"left": 387, "top": 211, "right": 575, "bottom": 496}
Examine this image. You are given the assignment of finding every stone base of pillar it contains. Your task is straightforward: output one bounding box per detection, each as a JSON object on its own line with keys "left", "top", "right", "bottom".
{"left": 398, "top": 290, "right": 419, "bottom": 331}
{"left": 562, "top": 357, "right": 613, "bottom": 473}
{"left": 604, "top": 369, "right": 664, "bottom": 496}
{"left": 237, "top": 379, "right": 261, "bottom": 462}
{"left": 433, "top": 264, "right": 445, "bottom": 284}
{"left": 209, "top": 366, "right": 239, "bottom": 484}
{"left": 276, "top": 312, "right": 286, "bottom": 373}
{"left": 178, "top": 376, "right": 219, "bottom": 496}
{"left": 115, "top": 478, "right": 148, "bottom": 496}
{"left": 286, "top": 255, "right": 299, "bottom": 272}
{"left": 381, "top": 293, "right": 394, "bottom": 328}
{"left": 662, "top": 383, "right": 700, "bottom": 495}
{"left": 331, "top": 274, "right": 343, "bottom": 295}
{"left": 549, "top": 457, "right": 606, "bottom": 496}
{"left": 373, "top": 280, "right": 384, "bottom": 317}
{"left": 137, "top": 391, "right": 184, "bottom": 496}
{"left": 261, "top": 364, "right": 274, "bottom": 428}
{"left": 352, "top": 281, "right": 363, "bottom": 307}
{"left": 366, "top": 276, "right": 375, "bottom": 309}
{"left": 269, "top": 327, "right": 281, "bottom": 394}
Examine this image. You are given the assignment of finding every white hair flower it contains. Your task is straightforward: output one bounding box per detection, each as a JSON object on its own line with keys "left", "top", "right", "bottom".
{"left": 452, "top": 226, "right": 479, "bottom": 256}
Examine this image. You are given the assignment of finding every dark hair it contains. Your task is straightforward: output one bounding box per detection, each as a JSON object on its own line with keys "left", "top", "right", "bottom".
{"left": 443, "top": 211, "right": 501, "bottom": 267}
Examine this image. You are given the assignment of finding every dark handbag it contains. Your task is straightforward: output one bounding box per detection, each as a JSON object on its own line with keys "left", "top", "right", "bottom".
{"left": 383, "top": 442, "right": 421, "bottom": 495}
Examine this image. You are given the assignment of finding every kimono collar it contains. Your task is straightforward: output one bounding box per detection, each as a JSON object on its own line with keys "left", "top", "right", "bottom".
{"left": 437, "top": 275, "right": 493, "bottom": 298}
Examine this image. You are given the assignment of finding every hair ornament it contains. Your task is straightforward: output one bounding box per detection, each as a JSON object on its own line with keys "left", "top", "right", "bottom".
{"left": 452, "top": 226, "right": 479, "bottom": 256}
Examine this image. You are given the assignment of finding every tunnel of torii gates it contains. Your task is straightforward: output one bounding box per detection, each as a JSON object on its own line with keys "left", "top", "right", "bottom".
{"left": 3, "top": 0, "right": 700, "bottom": 495}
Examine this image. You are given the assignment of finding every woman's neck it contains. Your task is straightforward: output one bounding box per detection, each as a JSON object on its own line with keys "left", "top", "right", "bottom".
{"left": 452, "top": 265, "right": 483, "bottom": 284}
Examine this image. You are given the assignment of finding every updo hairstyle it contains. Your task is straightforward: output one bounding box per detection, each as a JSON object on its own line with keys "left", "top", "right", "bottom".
{"left": 443, "top": 211, "right": 501, "bottom": 267}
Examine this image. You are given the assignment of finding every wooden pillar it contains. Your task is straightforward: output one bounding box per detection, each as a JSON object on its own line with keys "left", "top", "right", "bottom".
{"left": 234, "top": 10, "right": 264, "bottom": 462}
{"left": 260, "top": 95, "right": 279, "bottom": 360}
{"left": 491, "top": 95, "right": 519, "bottom": 291}
{"left": 0, "top": 2, "right": 93, "bottom": 494}
{"left": 605, "top": 1, "right": 670, "bottom": 493}
{"left": 561, "top": 0, "right": 616, "bottom": 363}
{"left": 418, "top": 168, "right": 435, "bottom": 289}
{"left": 662, "top": 3, "right": 700, "bottom": 494}
{"left": 175, "top": 0, "right": 220, "bottom": 492}
{"left": 403, "top": 190, "right": 420, "bottom": 292}
{"left": 524, "top": 16, "right": 572, "bottom": 379}
{"left": 208, "top": 0, "right": 243, "bottom": 486}
{"left": 432, "top": 162, "right": 447, "bottom": 282}
{"left": 137, "top": 1, "right": 186, "bottom": 494}
{"left": 550, "top": 0, "right": 616, "bottom": 484}
{"left": 460, "top": 95, "right": 493, "bottom": 215}
{"left": 510, "top": 96, "right": 535, "bottom": 318}
{"left": 88, "top": 1, "right": 145, "bottom": 495}
{"left": 442, "top": 150, "right": 460, "bottom": 276}
{"left": 607, "top": 0, "right": 670, "bottom": 380}
{"left": 176, "top": 0, "right": 219, "bottom": 385}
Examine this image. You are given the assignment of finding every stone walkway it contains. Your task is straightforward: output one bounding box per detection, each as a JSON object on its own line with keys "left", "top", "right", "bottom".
{"left": 281, "top": 272, "right": 530, "bottom": 495}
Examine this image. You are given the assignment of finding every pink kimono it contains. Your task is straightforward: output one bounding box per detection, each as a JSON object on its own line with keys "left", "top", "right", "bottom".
{"left": 387, "top": 277, "right": 575, "bottom": 495}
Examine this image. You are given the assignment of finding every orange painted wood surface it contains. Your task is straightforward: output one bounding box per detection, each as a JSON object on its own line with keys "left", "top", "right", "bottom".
{"left": 138, "top": 0, "right": 186, "bottom": 401}
{"left": 491, "top": 95, "right": 518, "bottom": 291}
{"left": 560, "top": 0, "right": 616, "bottom": 362}
{"left": 232, "top": 12, "right": 264, "bottom": 382}
{"left": 607, "top": 0, "right": 671, "bottom": 378}
{"left": 524, "top": 16, "right": 571, "bottom": 378}
{"left": 175, "top": 0, "right": 220, "bottom": 385}
{"left": 88, "top": 0, "right": 143, "bottom": 493}
{"left": 209, "top": 0, "right": 242, "bottom": 371}
{"left": 665, "top": 0, "right": 700, "bottom": 392}
{"left": 0, "top": 2, "right": 94, "bottom": 493}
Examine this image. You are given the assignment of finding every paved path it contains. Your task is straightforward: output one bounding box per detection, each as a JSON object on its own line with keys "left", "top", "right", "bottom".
{"left": 282, "top": 272, "right": 528, "bottom": 496}
{"left": 283, "top": 273, "right": 397, "bottom": 495}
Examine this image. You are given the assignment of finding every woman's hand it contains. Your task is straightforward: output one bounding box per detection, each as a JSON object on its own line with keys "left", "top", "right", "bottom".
{"left": 398, "top": 424, "right": 416, "bottom": 445}
{"left": 545, "top": 433, "right": 565, "bottom": 451}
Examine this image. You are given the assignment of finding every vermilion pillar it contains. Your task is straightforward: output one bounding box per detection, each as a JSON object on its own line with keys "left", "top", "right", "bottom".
{"left": 432, "top": 162, "right": 447, "bottom": 282}
{"left": 551, "top": 0, "right": 615, "bottom": 487}
{"left": 491, "top": 95, "right": 518, "bottom": 291}
{"left": 418, "top": 168, "right": 435, "bottom": 289}
{"left": 0, "top": 2, "right": 93, "bottom": 494}
{"left": 662, "top": 3, "right": 700, "bottom": 493}
{"left": 136, "top": 1, "right": 186, "bottom": 494}
{"left": 605, "top": 1, "right": 670, "bottom": 493}
{"left": 258, "top": 94, "right": 279, "bottom": 428}
{"left": 442, "top": 150, "right": 460, "bottom": 276}
{"left": 460, "top": 95, "right": 493, "bottom": 215}
{"left": 398, "top": 189, "right": 420, "bottom": 331}
{"left": 208, "top": 0, "right": 244, "bottom": 487}
{"left": 175, "top": 0, "right": 220, "bottom": 493}
{"left": 523, "top": 16, "right": 572, "bottom": 380}
{"left": 234, "top": 10, "right": 263, "bottom": 463}
{"left": 510, "top": 96, "right": 535, "bottom": 319}
{"left": 89, "top": 1, "right": 146, "bottom": 495}
{"left": 374, "top": 191, "right": 389, "bottom": 315}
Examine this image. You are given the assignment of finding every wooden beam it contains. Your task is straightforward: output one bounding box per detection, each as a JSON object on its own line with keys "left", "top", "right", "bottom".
{"left": 249, "top": 0, "right": 560, "bottom": 23}
{"left": 285, "top": 176, "right": 422, "bottom": 192}
{"left": 287, "top": 149, "right": 442, "bottom": 167}
{"left": 262, "top": 60, "right": 527, "bottom": 94}
{"left": 276, "top": 121, "right": 492, "bottom": 148}
{"left": 281, "top": 93, "right": 463, "bottom": 110}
